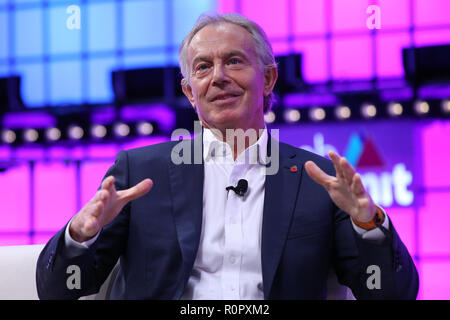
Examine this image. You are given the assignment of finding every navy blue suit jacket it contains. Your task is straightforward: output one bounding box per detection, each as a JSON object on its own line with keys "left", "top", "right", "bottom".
{"left": 36, "top": 135, "right": 418, "bottom": 299}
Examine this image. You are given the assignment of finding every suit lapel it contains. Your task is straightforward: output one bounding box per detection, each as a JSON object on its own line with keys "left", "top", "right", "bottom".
{"left": 261, "top": 137, "right": 303, "bottom": 299}
{"left": 167, "top": 134, "right": 204, "bottom": 299}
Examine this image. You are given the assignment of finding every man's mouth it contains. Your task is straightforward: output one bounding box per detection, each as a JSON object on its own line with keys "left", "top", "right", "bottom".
{"left": 210, "top": 92, "right": 241, "bottom": 102}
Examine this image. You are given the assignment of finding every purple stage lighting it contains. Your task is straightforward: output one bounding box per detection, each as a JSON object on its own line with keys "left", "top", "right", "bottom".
{"left": 23, "top": 129, "right": 39, "bottom": 143}
{"left": 137, "top": 122, "right": 153, "bottom": 136}
{"left": 284, "top": 109, "right": 301, "bottom": 123}
{"left": 387, "top": 102, "right": 404, "bottom": 117}
{"left": 114, "top": 123, "right": 130, "bottom": 137}
{"left": 361, "top": 104, "right": 377, "bottom": 118}
{"left": 309, "top": 107, "right": 326, "bottom": 121}
{"left": 264, "top": 111, "right": 276, "bottom": 124}
{"left": 1, "top": 130, "right": 16, "bottom": 144}
{"left": 91, "top": 125, "right": 107, "bottom": 139}
{"left": 441, "top": 100, "right": 450, "bottom": 113}
{"left": 67, "top": 125, "right": 84, "bottom": 140}
{"left": 335, "top": 106, "right": 351, "bottom": 120}
{"left": 45, "top": 128, "right": 61, "bottom": 141}
{"left": 415, "top": 101, "right": 430, "bottom": 115}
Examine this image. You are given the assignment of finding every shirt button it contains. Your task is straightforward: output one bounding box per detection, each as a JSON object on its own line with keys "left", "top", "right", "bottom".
{"left": 229, "top": 256, "right": 236, "bottom": 264}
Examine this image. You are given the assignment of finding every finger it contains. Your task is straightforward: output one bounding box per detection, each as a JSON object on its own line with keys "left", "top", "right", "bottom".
{"left": 101, "top": 176, "right": 115, "bottom": 191}
{"left": 305, "top": 161, "right": 333, "bottom": 188}
{"left": 119, "top": 178, "right": 153, "bottom": 202}
{"left": 97, "top": 189, "right": 109, "bottom": 202}
{"left": 340, "top": 157, "right": 356, "bottom": 185}
{"left": 90, "top": 188, "right": 108, "bottom": 204}
{"left": 328, "top": 151, "right": 345, "bottom": 180}
{"left": 351, "top": 173, "right": 366, "bottom": 197}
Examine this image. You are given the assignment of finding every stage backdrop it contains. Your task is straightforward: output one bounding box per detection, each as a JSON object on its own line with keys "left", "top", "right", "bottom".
{"left": 1, "top": 0, "right": 450, "bottom": 106}
{"left": 1, "top": 0, "right": 449, "bottom": 300}
{"left": 0, "top": 119, "right": 449, "bottom": 299}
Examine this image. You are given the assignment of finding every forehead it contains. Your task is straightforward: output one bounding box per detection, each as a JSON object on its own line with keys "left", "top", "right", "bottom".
{"left": 188, "top": 22, "right": 257, "bottom": 61}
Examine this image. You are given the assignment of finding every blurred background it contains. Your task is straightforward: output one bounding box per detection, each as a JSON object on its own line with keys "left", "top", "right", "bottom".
{"left": 0, "top": 0, "right": 449, "bottom": 299}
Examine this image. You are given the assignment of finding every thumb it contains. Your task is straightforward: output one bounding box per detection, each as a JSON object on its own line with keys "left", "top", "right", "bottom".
{"left": 119, "top": 178, "right": 153, "bottom": 202}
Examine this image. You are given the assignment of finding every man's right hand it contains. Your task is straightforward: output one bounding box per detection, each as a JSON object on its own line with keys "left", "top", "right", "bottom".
{"left": 69, "top": 176, "right": 153, "bottom": 243}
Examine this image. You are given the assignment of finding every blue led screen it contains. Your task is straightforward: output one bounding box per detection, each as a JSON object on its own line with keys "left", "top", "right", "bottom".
{"left": 0, "top": 0, "right": 216, "bottom": 107}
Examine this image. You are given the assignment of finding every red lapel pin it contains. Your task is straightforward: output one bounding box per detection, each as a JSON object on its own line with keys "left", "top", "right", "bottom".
{"left": 290, "top": 165, "right": 297, "bottom": 173}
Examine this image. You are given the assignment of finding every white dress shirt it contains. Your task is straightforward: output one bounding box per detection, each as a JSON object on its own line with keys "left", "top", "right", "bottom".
{"left": 65, "top": 126, "right": 389, "bottom": 299}
{"left": 181, "top": 127, "right": 269, "bottom": 300}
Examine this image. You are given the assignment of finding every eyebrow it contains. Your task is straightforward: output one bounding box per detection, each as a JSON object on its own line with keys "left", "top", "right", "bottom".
{"left": 191, "top": 50, "right": 249, "bottom": 69}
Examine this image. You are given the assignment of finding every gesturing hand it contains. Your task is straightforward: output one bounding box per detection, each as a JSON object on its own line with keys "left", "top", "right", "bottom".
{"left": 304, "top": 151, "right": 377, "bottom": 224}
{"left": 69, "top": 176, "right": 153, "bottom": 243}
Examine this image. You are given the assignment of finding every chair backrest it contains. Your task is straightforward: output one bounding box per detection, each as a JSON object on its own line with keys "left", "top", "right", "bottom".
{"left": 0, "top": 244, "right": 115, "bottom": 300}
{"left": 0, "top": 244, "right": 45, "bottom": 300}
{"left": 0, "top": 244, "right": 355, "bottom": 300}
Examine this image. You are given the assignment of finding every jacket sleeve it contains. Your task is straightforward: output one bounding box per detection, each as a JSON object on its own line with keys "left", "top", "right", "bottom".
{"left": 36, "top": 150, "right": 131, "bottom": 300}
{"left": 332, "top": 206, "right": 419, "bottom": 300}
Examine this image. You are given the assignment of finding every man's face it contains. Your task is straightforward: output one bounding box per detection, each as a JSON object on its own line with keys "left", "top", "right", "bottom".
{"left": 182, "top": 23, "right": 276, "bottom": 134}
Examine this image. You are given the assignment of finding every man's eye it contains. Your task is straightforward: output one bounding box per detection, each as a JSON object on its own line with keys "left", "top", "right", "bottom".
{"left": 197, "top": 64, "right": 209, "bottom": 71}
{"left": 229, "top": 58, "right": 241, "bottom": 65}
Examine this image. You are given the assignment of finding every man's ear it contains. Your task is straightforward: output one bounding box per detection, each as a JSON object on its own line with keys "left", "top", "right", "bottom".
{"left": 181, "top": 78, "right": 196, "bottom": 110}
{"left": 263, "top": 65, "right": 278, "bottom": 97}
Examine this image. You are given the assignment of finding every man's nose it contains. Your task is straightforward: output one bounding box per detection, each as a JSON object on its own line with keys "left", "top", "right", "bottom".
{"left": 211, "top": 64, "right": 229, "bottom": 86}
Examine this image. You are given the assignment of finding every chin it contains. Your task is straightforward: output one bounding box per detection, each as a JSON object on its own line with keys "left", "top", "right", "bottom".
{"left": 214, "top": 118, "right": 241, "bottom": 131}
{"left": 212, "top": 110, "right": 243, "bottom": 126}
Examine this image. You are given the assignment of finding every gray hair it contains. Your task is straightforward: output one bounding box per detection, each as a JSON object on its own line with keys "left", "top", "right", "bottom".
{"left": 178, "top": 13, "right": 277, "bottom": 113}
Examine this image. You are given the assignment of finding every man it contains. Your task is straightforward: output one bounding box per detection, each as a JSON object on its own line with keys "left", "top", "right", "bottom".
{"left": 36, "top": 13, "right": 418, "bottom": 300}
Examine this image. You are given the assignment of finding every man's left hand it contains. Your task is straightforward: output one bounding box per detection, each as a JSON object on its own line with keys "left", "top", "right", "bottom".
{"left": 304, "top": 150, "right": 377, "bottom": 224}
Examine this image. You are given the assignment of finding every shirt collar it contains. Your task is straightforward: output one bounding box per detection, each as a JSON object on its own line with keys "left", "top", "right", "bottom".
{"left": 202, "top": 126, "right": 268, "bottom": 166}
